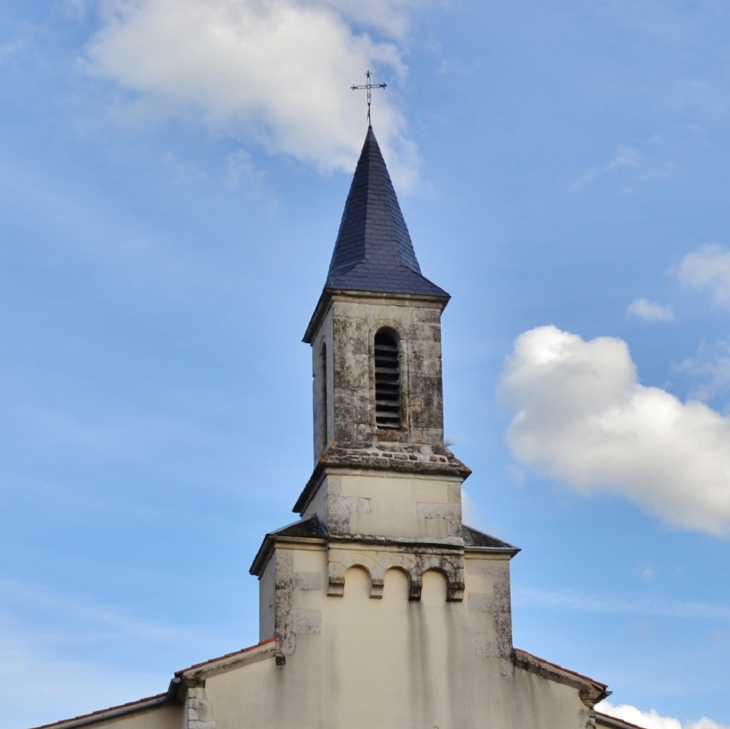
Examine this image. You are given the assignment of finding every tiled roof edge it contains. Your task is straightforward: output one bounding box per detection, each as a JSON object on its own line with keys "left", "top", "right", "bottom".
{"left": 175, "top": 638, "right": 276, "bottom": 676}
{"left": 595, "top": 712, "right": 649, "bottom": 729}
{"left": 513, "top": 648, "right": 610, "bottom": 707}
{"left": 29, "top": 693, "right": 169, "bottom": 729}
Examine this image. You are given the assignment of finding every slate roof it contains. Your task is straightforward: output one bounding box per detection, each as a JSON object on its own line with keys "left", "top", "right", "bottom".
{"left": 249, "top": 515, "right": 328, "bottom": 575}
{"left": 271, "top": 514, "right": 328, "bottom": 539}
{"left": 325, "top": 127, "right": 449, "bottom": 299}
{"left": 462, "top": 525, "right": 520, "bottom": 553}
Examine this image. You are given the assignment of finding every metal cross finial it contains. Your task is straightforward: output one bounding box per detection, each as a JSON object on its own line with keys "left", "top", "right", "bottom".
{"left": 351, "top": 70, "right": 387, "bottom": 126}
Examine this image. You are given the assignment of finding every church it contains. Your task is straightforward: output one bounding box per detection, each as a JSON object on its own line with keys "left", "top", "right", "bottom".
{"left": 37, "top": 127, "right": 641, "bottom": 729}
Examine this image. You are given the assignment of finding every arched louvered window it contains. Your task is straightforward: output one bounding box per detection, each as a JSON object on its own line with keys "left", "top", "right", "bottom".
{"left": 374, "top": 330, "right": 401, "bottom": 428}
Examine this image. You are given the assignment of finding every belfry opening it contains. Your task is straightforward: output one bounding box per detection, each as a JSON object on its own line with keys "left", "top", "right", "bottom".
{"left": 374, "top": 329, "right": 401, "bottom": 428}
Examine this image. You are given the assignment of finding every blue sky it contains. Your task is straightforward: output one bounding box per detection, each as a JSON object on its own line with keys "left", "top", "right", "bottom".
{"left": 2, "top": 1, "right": 730, "bottom": 728}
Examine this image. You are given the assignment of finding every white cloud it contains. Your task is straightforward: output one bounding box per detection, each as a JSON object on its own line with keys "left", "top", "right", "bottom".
{"left": 678, "top": 244, "right": 730, "bottom": 305}
{"left": 83, "top": 0, "right": 417, "bottom": 182}
{"left": 596, "top": 701, "right": 729, "bottom": 729}
{"left": 499, "top": 325, "right": 730, "bottom": 536}
{"left": 627, "top": 298, "right": 675, "bottom": 322}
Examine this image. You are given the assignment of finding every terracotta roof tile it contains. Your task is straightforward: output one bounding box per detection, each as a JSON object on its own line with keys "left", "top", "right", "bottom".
{"left": 595, "top": 712, "right": 650, "bottom": 729}
{"left": 30, "top": 693, "right": 168, "bottom": 729}
{"left": 175, "top": 638, "right": 276, "bottom": 675}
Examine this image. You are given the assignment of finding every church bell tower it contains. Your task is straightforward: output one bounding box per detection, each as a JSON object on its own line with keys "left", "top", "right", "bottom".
{"left": 251, "top": 127, "right": 518, "bottom": 678}
{"left": 294, "top": 124, "right": 475, "bottom": 601}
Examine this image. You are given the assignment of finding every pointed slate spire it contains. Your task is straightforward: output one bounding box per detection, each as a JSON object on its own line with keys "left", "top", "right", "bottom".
{"left": 325, "top": 127, "right": 449, "bottom": 299}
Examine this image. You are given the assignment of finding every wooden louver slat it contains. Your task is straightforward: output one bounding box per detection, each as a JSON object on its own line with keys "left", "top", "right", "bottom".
{"left": 374, "top": 331, "right": 401, "bottom": 428}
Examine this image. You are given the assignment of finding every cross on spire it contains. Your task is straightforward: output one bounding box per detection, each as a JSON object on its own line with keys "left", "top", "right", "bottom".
{"left": 351, "top": 70, "right": 387, "bottom": 126}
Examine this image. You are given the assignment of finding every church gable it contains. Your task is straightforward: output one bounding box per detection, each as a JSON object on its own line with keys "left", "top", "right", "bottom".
{"left": 35, "top": 127, "right": 617, "bottom": 729}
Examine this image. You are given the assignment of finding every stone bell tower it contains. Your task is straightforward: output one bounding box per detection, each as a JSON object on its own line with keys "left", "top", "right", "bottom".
{"left": 251, "top": 127, "right": 519, "bottom": 677}
{"left": 296, "top": 126, "right": 475, "bottom": 598}
{"left": 304, "top": 125, "right": 457, "bottom": 463}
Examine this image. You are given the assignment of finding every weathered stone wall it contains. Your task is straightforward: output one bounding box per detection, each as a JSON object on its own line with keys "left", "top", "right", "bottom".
{"left": 309, "top": 293, "right": 447, "bottom": 462}
{"left": 465, "top": 553, "right": 515, "bottom": 676}
{"left": 258, "top": 556, "right": 276, "bottom": 641}
{"left": 186, "top": 686, "right": 216, "bottom": 729}
{"left": 311, "top": 305, "right": 334, "bottom": 462}
{"left": 303, "top": 472, "right": 463, "bottom": 541}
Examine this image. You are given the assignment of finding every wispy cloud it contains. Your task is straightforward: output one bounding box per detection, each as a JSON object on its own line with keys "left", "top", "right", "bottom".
{"left": 0, "top": 400, "right": 212, "bottom": 463}
{"left": 0, "top": 577, "right": 215, "bottom": 729}
{"left": 569, "top": 144, "right": 674, "bottom": 193}
{"left": 674, "top": 339, "right": 730, "bottom": 404}
{"left": 223, "top": 148, "right": 277, "bottom": 212}
{"left": 513, "top": 587, "right": 730, "bottom": 621}
{"left": 568, "top": 168, "right": 598, "bottom": 192}
{"left": 627, "top": 298, "right": 675, "bottom": 322}
{"left": 0, "top": 633, "right": 167, "bottom": 729}
{"left": 0, "top": 578, "right": 187, "bottom": 643}
{"left": 678, "top": 244, "right": 730, "bottom": 306}
{"left": 607, "top": 145, "right": 642, "bottom": 171}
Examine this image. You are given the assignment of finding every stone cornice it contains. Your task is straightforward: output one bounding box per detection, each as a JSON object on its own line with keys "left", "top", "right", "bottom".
{"left": 303, "top": 289, "right": 449, "bottom": 344}
{"left": 293, "top": 444, "right": 471, "bottom": 514}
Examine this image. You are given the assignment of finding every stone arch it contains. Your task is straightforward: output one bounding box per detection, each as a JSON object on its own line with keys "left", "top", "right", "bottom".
{"left": 409, "top": 555, "right": 464, "bottom": 602}
{"left": 382, "top": 566, "right": 411, "bottom": 601}
{"left": 341, "top": 565, "right": 373, "bottom": 600}
{"left": 328, "top": 551, "right": 384, "bottom": 599}
{"left": 420, "top": 568, "right": 449, "bottom": 605}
